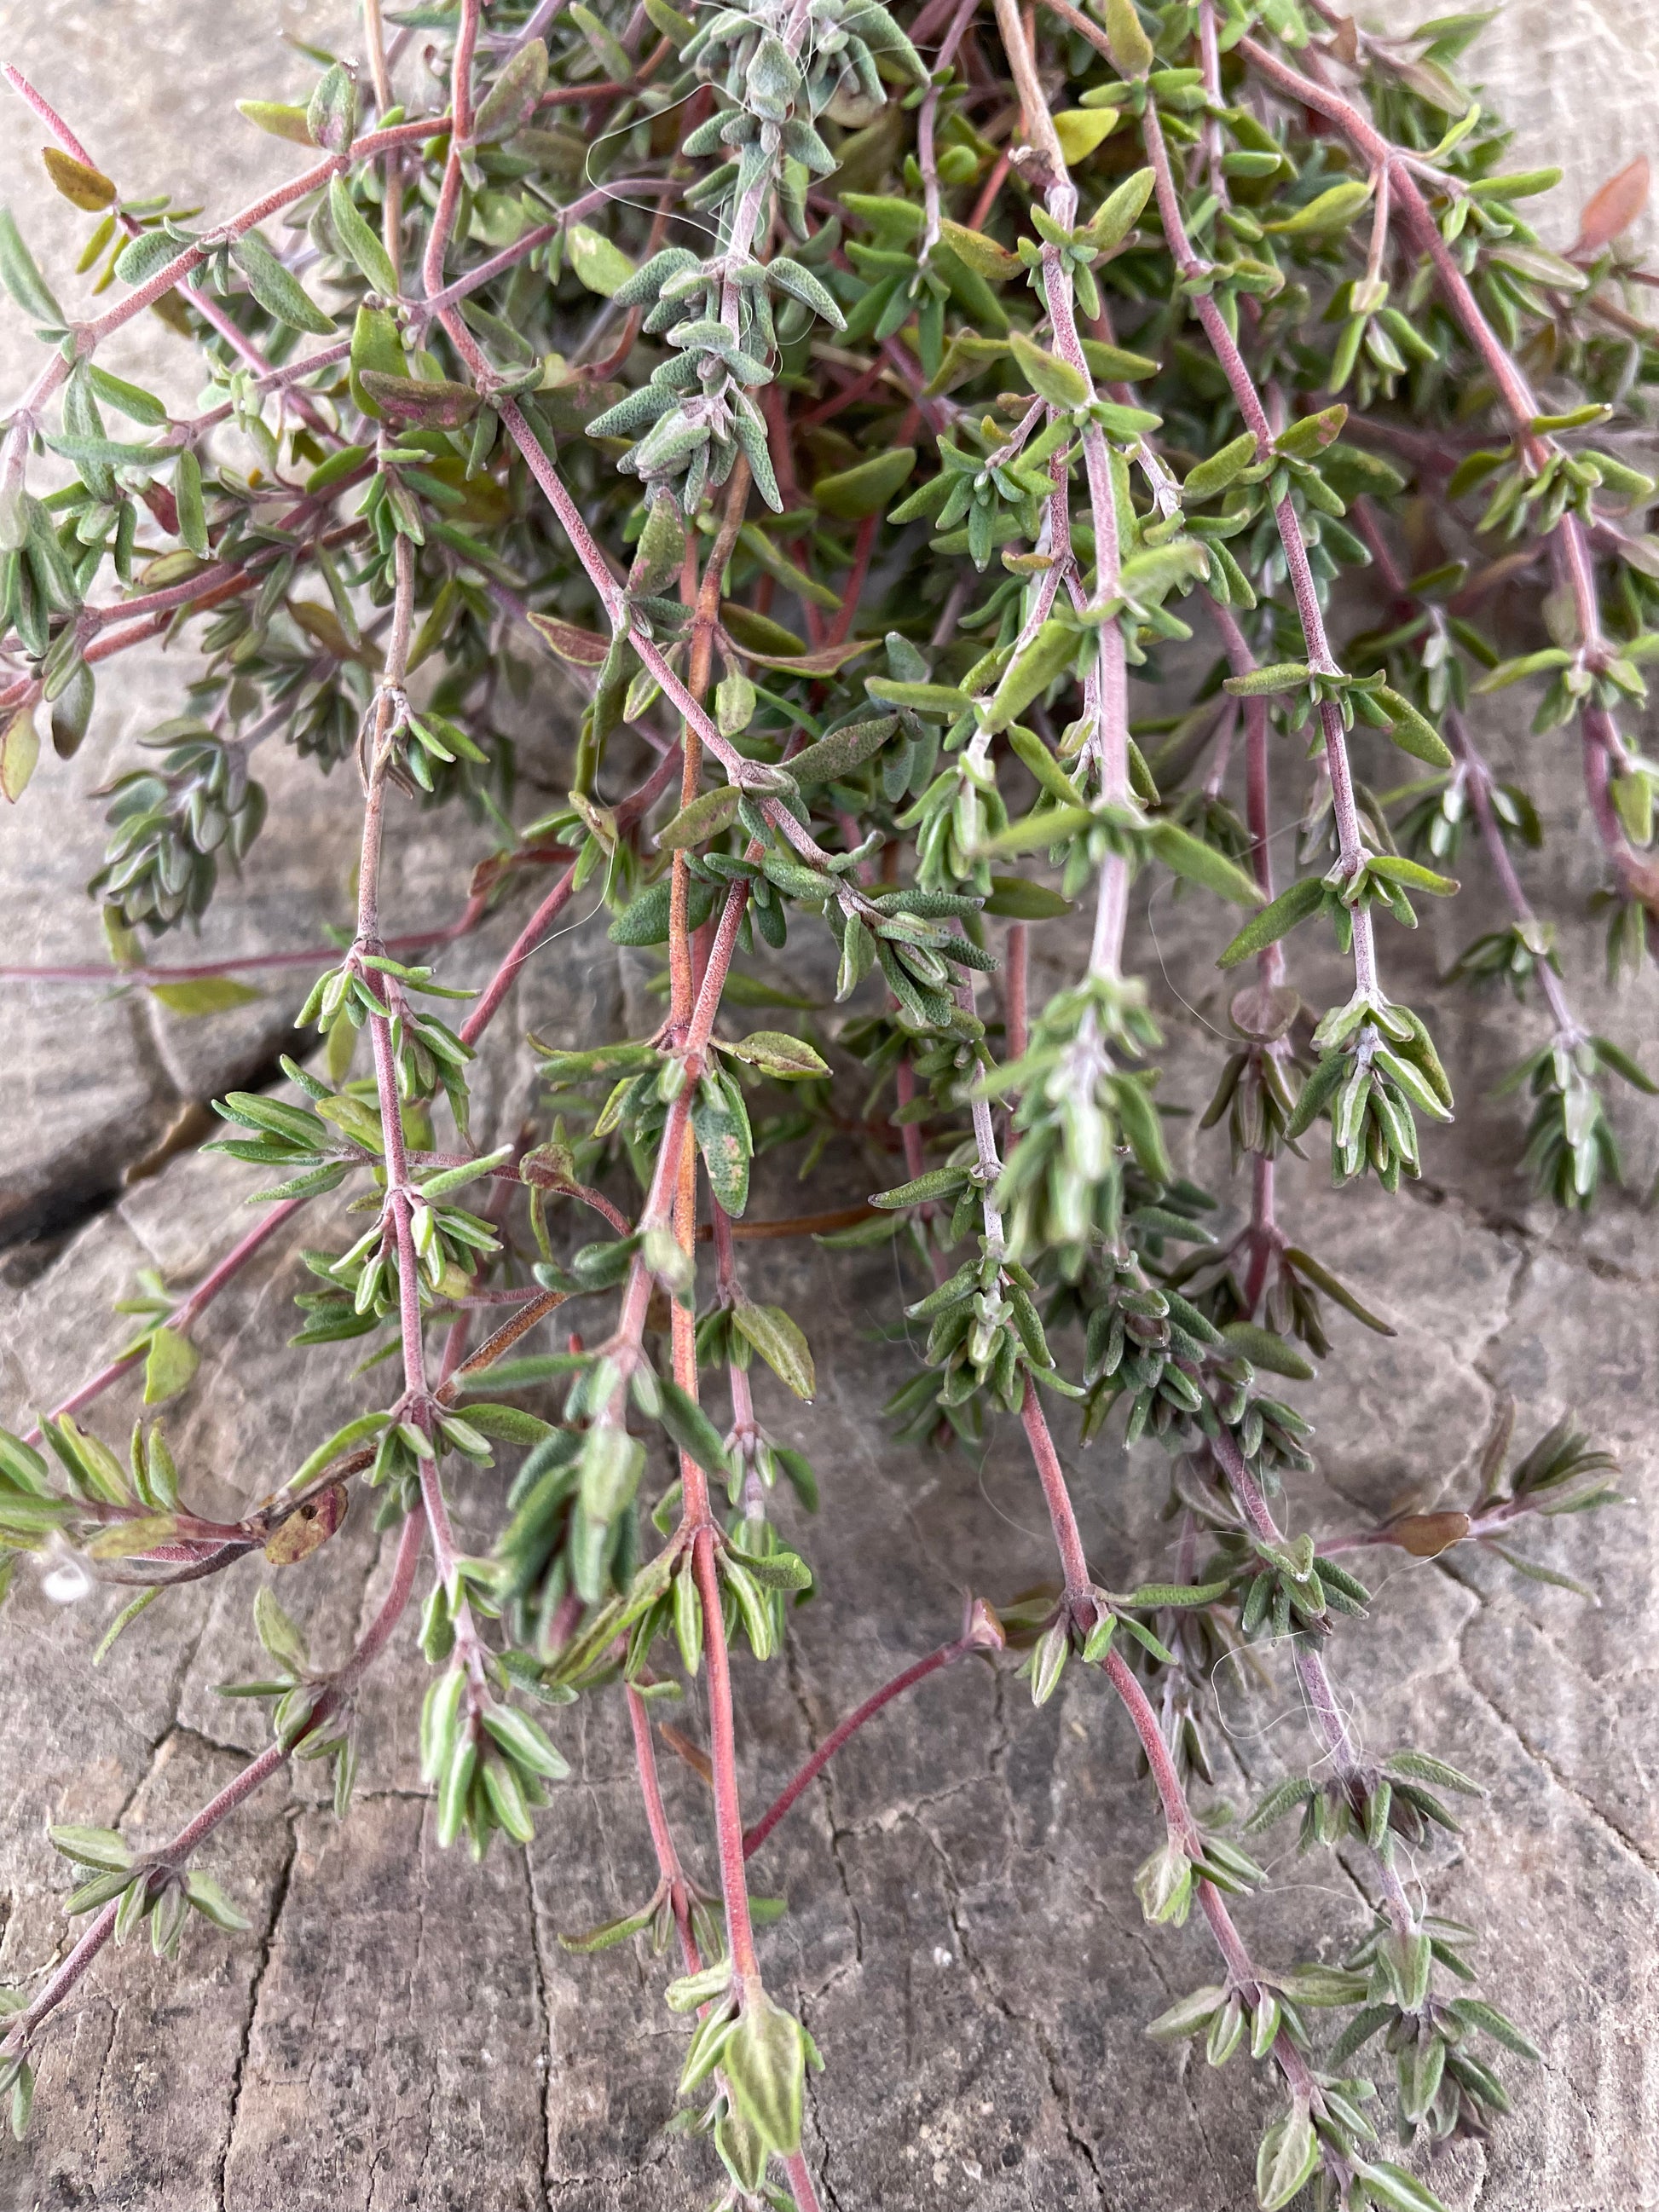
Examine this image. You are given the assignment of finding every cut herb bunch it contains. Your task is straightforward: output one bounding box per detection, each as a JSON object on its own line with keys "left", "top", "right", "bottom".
{"left": 0, "top": 0, "right": 1648, "bottom": 2203}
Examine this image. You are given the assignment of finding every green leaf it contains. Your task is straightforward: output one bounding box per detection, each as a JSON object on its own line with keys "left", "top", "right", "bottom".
{"left": 1367, "top": 854, "right": 1458, "bottom": 896}
{"left": 1356, "top": 2162, "right": 1449, "bottom": 2212}
{"left": 721, "top": 1994, "right": 806, "bottom": 2157}
{"left": 1275, "top": 403, "right": 1348, "bottom": 459}
{"left": 1145, "top": 1984, "right": 1227, "bottom": 2042}
{"left": 787, "top": 714, "right": 898, "bottom": 788}
{"left": 307, "top": 61, "right": 357, "bottom": 154}
{"left": 1373, "top": 687, "right": 1454, "bottom": 769}
{"left": 692, "top": 1093, "right": 750, "bottom": 1216}
{"left": 1256, "top": 2108, "right": 1319, "bottom": 2211}
{"left": 1219, "top": 1321, "right": 1315, "bottom": 1380}
{"left": 732, "top": 1302, "right": 816, "bottom": 1399}
{"left": 1217, "top": 876, "right": 1326, "bottom": 967}
{"left": 984, "top": 875, "right": 1072, "bottom": 919}
{"left": 149, "top": 977, "right": 262, "bottom": 1015}
{"left": 85, "top": 367, "right": 169, "bottom": 426}
{"left": 1486, "top": 1542, "right": 1596, "bottom": 1597}
{"left": 1223, "top": 660, "right": 1310, "bottom": 696}
{"left": 236, "top": 99, "right": 314, "bottom": 144}
{"left": 230, "top": 230, "right": 335, "bottom": 336}
{"left": 1183, "top": 431, "right": 1259, "bottom": 502}
{"left": 8, "top": 2058, "right": 32, "bottom": 2138}
{"left": 174, "top": 448, "right": 210, "bottom": 558}
{"left": 1080, "top": 337, "right": 1159, "bottom": 381}
{"left": 142, "top": 1325, "right": 199, "bottom": 1406}
{"left": 525, "top": 611, "right": 610, "bottom": 667}
{"left": 655, "top": 1376, "right": 731, "bottom": 1479}
{"left": 558, "top": 1903, "right": 658, "bottom": 1953}
{"left": 113, "top": 227, "right": 183, "bottom": 288}
{"left": 93, "top": 1586, "right": 163, "bottom": 1666}
{"left": 1592, "top": 1036, "right": 1658, "bottom": 1093}
{"left": 813, "top": 446, "right": 916, "bottom": 519}
{"left": 656, "top": 784, "right": 743, "bottom": 850}
{"left": 1283, "top": 1246, "right": 1396, "bottom": 1335}
{"left": 1447, "top": 1998, "right": 1540, "bottom": 2062}
{"left": 472, "top": 37, "right": 551, "bottom": 141}
{"left": 981, "top": 620, "right": 1082, "bottom": 734}
{"left": 327, "top": 176, "right": 400, "bottom": 297}
{"left": 47, "top": 1412, "right": 132, "bottom": 1505}
{"left": 460, "top": 1403, "right": 557, "bottom": 1445}
{"left": 870, "top": 1164, "right": 968, "bottom": 1208}
{"left": 725, "top": 1540, "right": 812, "bottom": 1591}
{"left": 1125, "top": 1579, "right": 1232, "bottom": 1608}
{"left": 1081, "top": 165, "right": 1155, "bottom": 253}
{"left": 84, "top": 1512, "right": 181, "bottom": 1562}
{"left": 1147, "top": 821, "right": 1263, "bottom": 908}
{"left": 1008, "top": 328, "right": 1090, "bottom": 411}
{"left": 865, "top": 676, "right": 969, "bottom": 714}
{"left": 482, "top": 1702, "right": 570, "bottom": 1781}
{"left": 1384, "top": 1748, "right": 1484, "bottom": 1796}
{"left": 1265, "top": 179, "right": 1373, "bottom": 235}
{"left": 254, "top": 1585, "right": 310, "bottom": 1672}
{"left": 575, "top": 1425, "right": 644, "bottom": 1529}
{"left": 733, "top": 533, "right": 843, "bottom": 614}
{"left": 182, "top": 1868, "right": 251, "bottom": 1931}
{"left": 720, "top": 1031, "right": 831, "bottom": 1080}
{"left": 0, "top": 209, "right": 64, "bottom": 326}
{"left": 1471, "top": 648, "right": 1571, "bottom": 694}
{"left": 568, "top": 222, "right": 636, "bottom": 298}
{"left": 48, "top": 1823, "right": 134, "bottom": 1872}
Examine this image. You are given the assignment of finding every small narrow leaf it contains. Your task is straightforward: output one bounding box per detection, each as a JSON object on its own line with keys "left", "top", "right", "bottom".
{"left": 42, "top": 150, "right": 117, "bottom": 211}
{"left": 1008, "top": 328, "right": 1090, "bottom": 411}
{"left": 731, "top": 1302, "right": 816, "bottom": 1399}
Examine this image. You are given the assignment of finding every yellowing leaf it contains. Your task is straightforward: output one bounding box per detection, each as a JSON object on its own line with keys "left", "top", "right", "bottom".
{"left": 148, "top": 978, "right": 263, "bottom": 1015}
{"left": 42, "top": 149, "right": 117, "bottom": 210}
{"left": 0, "top": 706, "right": 40, "bottom": 804}
{"left": 86, "top": 1513, "right": 181, "bottom": 1561}
{"left": 526, "top": 610, "right": 611, "bottom": 667}
{"left": 936, "top": 219, "right": 1021, "bottom": 280}
{"left": 1101, "top": 0, "right": 1154, "bottom": 76}
{"left": 142, "top": 1326, "right": 199, "bottom": 1406}
{"left": 568, "top": 222, "right": 635, "bottom": 297}
{"left": 733, "top": 1302, "right": 816, "bottom": 1399}
{"left": 235, "top": 99, "right": 313, "bottom": 145}
{"left": 1053, "top": 108, "right": 1119, "bottom": 164}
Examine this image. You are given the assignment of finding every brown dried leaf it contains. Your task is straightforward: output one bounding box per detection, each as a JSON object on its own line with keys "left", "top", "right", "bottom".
{"left": 1572, "top": 156, "right": 1650, "bottom": 257}
{"left": 264, "top": 1483, "right": 348, "bottom": 1566}
{"left": 658, "top": 1719, "right": 713, "bottom": 1784}
{"left": 525, "top": 610, "right": 610, "bottom": 667}
{"left": 1390, "top": 1510, "right": 1472, "bottom": 1559}
{"left": 1228, "top": 985, "right": 1300, "bottom": 1042}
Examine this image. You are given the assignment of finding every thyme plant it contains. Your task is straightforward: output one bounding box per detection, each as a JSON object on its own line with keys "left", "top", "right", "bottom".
{"left": 0, "top": 1, "right": 1647, "bottom": 2203}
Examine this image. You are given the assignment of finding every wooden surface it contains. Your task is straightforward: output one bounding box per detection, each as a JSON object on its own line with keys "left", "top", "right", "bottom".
{"left": 0, "top": 5, "right": 1656, "bottom": 2206}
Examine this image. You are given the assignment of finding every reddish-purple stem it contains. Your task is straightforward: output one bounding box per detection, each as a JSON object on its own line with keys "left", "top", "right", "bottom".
{"left": 743, "top": 1641, "right": 964, "bottom": 1857}
{"left": 0, "top": 1505, "right": 423, "bottom": 2056}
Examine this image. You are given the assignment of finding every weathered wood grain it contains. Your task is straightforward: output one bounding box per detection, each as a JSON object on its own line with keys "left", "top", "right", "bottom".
{"left": 0, "top": 5, "right": 1655, "bottom": 2207}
